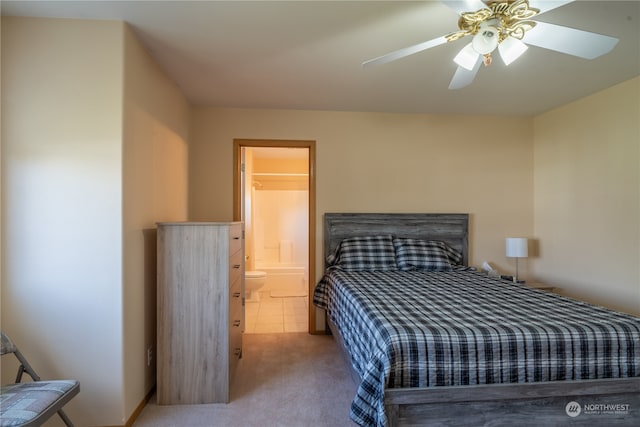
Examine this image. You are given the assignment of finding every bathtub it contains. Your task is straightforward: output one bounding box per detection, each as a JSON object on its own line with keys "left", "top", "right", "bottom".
{"left": 254, "top": 264, "right": 307, "bottom": 297}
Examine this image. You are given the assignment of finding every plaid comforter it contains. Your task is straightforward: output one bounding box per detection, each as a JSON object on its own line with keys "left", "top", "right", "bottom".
{"left": 313, "top": 269, "right": 640, "bottom": 427}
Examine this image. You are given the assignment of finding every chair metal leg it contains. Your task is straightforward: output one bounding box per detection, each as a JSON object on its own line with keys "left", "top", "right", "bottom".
{"left": 14, "top": 348, "right": 41, "bottom": 381}
{"left": 58, "top": 409, "right": 75, "bottom": 427}
{"left": 15, "top": 365, "right": 25, "bottom": 383}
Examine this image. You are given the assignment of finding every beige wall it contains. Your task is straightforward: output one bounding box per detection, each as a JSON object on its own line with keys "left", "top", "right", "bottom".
{"left": 1, "top": 17, "right": 125, "bottom": 425}
{"left": 189, "top": 108, "right": 535, "bottom": 286}
{"left": 253, "top": 156, "right": 308, "bottom": 174}
{"left": 2, "top": 17, "right": 190, "bottom": 426}
{"left": 533, "top": 77, "right": 640, "bottom": 315}
{"left": 122, "top": 25, "right": 190, "bottom": 421}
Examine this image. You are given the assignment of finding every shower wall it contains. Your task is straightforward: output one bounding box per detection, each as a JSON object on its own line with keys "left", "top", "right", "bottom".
{"left": 253, "top": 189, "right": 308, "bottom": 267}
{"left": 253, "top": 187, "right": 308, "bottom": 295}
{"left": 247, "top": 149, "right": 309, "bottom": 296}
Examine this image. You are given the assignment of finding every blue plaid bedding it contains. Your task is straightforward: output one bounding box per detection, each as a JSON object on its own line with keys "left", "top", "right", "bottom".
{"left": 313, "top": 269, "right": 640, "bottom": 427}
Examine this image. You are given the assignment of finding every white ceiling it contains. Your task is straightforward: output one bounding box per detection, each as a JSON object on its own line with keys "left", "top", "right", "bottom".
{"left": 2, "top": 1, "right": 639, "bottom": 116}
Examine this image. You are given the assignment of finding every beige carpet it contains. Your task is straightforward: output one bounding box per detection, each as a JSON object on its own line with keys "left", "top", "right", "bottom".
{"left": 134, "top": 333, "right": 359, "bottom": 427}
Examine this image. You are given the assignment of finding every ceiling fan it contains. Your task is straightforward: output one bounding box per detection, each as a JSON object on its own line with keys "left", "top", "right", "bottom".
{"left": 362, "top": 0, "right": 619, "bottom": 89}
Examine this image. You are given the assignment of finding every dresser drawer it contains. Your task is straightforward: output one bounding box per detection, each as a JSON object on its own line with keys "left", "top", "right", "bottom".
{"left": 229, "top": 308, "right": 243, "bottom": 331}
{"left": 229, "top": 276, "right": 243, "bottom": 304}
{"left": 229, "top": 250, "right": 243, "bottom": 286}
{"left": 229, "top": 277, "right": 243, "bottom": 329}
{"left": 229, "top": 326, "right": 242, "bottom": 374}
{"left": 229, "top": 225, "right": 243, "bottom": 256}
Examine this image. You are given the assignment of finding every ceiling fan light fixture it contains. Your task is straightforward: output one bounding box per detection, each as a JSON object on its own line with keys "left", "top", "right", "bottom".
{"left": 453, "top": 42, "right": 480, "bottom": 71}
{"left": 472, "top": 24, "right": 500, "bottom": 55}
{"left": 362, "top": 0, "right": 620, "bottom": 91}
{"left": 498, "top": 36, "right": 529, "bottom": 65}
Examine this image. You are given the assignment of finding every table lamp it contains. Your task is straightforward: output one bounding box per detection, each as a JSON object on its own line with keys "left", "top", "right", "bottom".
{"left": 506, "top": 237, "right": 528, "bottom": 283}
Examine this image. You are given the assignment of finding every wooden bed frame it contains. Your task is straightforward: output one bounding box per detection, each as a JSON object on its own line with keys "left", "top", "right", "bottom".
{"left": 322, "top": 213, "right": 639, "bottom": 426}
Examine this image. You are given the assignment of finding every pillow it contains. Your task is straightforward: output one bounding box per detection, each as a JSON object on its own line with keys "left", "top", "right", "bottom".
{"left": 442, "top": 243, "right": 463, "bottom": 266}
{"left": 392, "top": 238, "right": 454, "bottom": 271}
{"left": 327, "top": 235, "right": 397, "bottom": 271}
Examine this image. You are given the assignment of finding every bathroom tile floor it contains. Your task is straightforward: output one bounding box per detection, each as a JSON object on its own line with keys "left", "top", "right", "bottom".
{"left": 245, "top": 291, "right": 309, "bottom": 334}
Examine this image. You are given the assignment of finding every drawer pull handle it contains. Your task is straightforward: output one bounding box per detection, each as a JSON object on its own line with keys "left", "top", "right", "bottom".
{"left": 233, "top": 320, "right": 241, "bottom": 327}
{"left": 233, "top": 292, "right": 241, "bottom": 298}
{"left": 234, "top": 348, "right": 242, "bottom": 358}
{"left": 233, "top": 236, "right": 240, "bottom": 240}
{"left": 233, "top": 264, "right": 241, "bottom": 269}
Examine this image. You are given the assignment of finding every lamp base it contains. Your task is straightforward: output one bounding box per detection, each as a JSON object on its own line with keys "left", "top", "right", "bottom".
{"left": 500, "top": 275, "right": 526, "bottom": 284}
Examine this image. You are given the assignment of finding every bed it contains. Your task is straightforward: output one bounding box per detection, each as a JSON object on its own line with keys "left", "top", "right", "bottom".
{"left": 313, "top": 213, "right": 640, "bottom": 427}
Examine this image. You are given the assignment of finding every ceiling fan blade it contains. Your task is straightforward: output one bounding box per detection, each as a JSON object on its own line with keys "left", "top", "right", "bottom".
{"left": 524, "top": 21, "right": 618, "bottom": 59}
{"left": 528, "top": 0, "right": 574, "bottom": 15}
{"left": 362, "top": 36, "right": 448, "bottom": 67}
{"left": 448, "top": 56, "right": 482, "bottom": 89}
{"left": 440, "top": 0, "right": 488, "bottom": 15}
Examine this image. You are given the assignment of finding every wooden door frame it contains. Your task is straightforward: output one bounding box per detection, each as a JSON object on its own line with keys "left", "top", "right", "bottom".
{"left": 233, "top": 139, "right": 318, "bottom": 334}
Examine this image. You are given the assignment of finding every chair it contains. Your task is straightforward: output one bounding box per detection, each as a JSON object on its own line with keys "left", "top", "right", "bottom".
{"left": 0, "top": 331, "right": 80, "bottom": 427}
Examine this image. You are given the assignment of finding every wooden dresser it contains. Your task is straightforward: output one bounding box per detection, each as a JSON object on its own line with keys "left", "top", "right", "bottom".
{"left": 156, "top": 222, "right": 244, "bottom": 404}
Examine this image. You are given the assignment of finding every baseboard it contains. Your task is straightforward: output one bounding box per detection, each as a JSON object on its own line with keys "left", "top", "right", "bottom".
{"left": 125, "top": 386, "right": 155, "bottom": 427}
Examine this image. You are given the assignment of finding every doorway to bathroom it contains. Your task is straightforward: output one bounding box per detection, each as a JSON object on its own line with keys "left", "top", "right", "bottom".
{"left": 233, "top": 139, "right": 317, "bottom": 334}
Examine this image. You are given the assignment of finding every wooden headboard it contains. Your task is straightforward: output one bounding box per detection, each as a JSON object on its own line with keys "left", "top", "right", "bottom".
{"left": 323, "top": 213, "right": 469, "bottom": 268}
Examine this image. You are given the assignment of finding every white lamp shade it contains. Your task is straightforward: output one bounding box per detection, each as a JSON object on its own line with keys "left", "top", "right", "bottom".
{"left": 506, "top": 237, "right": 528, "bottom": 258}
{"left": 472, "top": 24, "right": 500, "bottom": 55}
{"left": 454, "top": 42, "right": 480, "bottom": 71}
{"left": 498, "top": 36, "right": 529, "bottom": 65}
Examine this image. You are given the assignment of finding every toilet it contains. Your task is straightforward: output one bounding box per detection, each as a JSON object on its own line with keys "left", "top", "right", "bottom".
{"left": 245, "top": 270, "right": 266, "bottom": 302}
